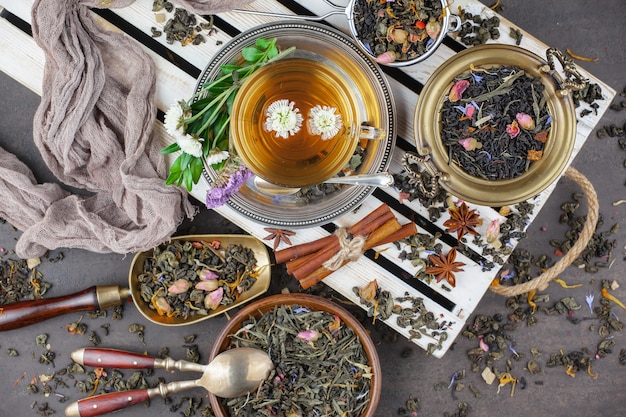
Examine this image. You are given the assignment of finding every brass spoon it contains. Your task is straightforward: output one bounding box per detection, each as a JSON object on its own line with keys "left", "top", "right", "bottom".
{"left": 64, "top": 347, "right": 273, "bottom": 417}
{"left": 254, "top": 172, "right": 395, "bottom": 195}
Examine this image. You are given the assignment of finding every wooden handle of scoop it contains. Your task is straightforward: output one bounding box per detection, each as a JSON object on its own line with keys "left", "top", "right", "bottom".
{"left": 0, "top": 285, "right": 130, "bottom": 331}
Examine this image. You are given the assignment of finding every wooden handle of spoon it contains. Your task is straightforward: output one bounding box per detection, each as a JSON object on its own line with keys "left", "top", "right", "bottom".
{"left": 64, "top": 388, "right": 152, "bottom": 417}
{"left": 72, "top": 347, "right": 206, "bottom": 373}
{"left": 0, "top": 286, "right": 130, "bottom": 331}
{"left": 65, "top": 381, "right": 200, "bottom": 416}
{"left": 72, "top": 348, "right": 156, "bottom": 369}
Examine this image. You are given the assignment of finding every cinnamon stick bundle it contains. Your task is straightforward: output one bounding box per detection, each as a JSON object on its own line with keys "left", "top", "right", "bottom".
{"left": 286, "top": 208, "right": 396, "bottom": 280}
{"left": 298, "top": 220, "right": 417, "bottom": 289}
{"left": 274, "top": 203, "right": 418, "bottom": 289}
{"left": 274, "top": 203, "right": 392, "bottom": 264}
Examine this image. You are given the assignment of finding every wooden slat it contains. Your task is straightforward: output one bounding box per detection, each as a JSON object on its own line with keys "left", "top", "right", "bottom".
{"left": 0, "top": 14, "right": 43, "bottom": 95}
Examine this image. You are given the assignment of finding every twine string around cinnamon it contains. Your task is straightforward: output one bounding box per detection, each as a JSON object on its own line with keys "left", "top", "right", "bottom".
{"left": 322, "top": 228, "right": 366, "bottom": 271}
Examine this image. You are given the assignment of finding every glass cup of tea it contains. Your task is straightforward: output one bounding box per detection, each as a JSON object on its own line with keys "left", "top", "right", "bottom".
{"left": 230, "top": 55, "right": 385, "bottom": 188}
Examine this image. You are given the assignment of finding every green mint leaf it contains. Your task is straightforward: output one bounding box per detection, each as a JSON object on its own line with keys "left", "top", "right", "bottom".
{"left": 241, "top": 45, "right": 264, "bottom": 62}
{"left": 254, "top": 38, "right": 275, "bottom": 50}
{"left": 219, "top": 64, "right": 242, "bottom": 75}
{"left": 169, "top": 154, "right": 183, "bottom": 172}
{"left": 226, "top": 89, "right": 237, "bottom": 114}
{"left": 165, "top": 170, "right": 182, "bottom": 185}
{"left": 183, "top": 168, "right": 193, "bottom": 191}
{"left": 266, "top": 44, "right": 279, "bottom": 60}
{"left": 160, "top": 142, "right": 181, "bottom": 154}
{"left": 190, "top": 157, "right": 204, "bottom": 183}
{"left": 179, "top": 152, "right": 193, "bottom": 169}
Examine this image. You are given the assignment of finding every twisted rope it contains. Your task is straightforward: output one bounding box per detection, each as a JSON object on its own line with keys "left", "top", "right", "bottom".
{"left": 489, "top": 166, "right": 599, "bottom": 297}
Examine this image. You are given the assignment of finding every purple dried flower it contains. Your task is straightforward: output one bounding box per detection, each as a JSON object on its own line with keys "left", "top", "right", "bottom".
{"left": 471, "top": 72, "right": 483, "bottom": 83}
{"left": 586, "top": 293, "right": 594, "bottom": 314}
{"left": 205, "top": 165, "right": 253, "bottom": 209}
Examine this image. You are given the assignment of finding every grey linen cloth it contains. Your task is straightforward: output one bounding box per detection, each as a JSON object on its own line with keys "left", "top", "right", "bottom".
{"left": 0, "top": 0, "right": 253, "bottom": 258}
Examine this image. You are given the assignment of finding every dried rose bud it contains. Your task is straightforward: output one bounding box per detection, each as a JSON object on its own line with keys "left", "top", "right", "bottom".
{"left": 506, "top": 120, "right": 520, "bottom": 138}
{"left": 168, "top": 279, "right": 190, "bottom": 294}
{"left": 449, "top": 80, "right": 470, "bottom": 102}
{"left": 387, "top": 26, "right": 409, "bottom": 44}
{"left": 485, "top": 219, "right": 502, "bottom": 248}
{"left": 197, "top": 268, "right": 218, "bottom": 280}
{"left": 296, "top": 329, "right": 321, "bottom": 343}
{"left": 485, "top": 219, "right": 500, "bottom": 243}
{"left": 459, "top": 137, "right": 482, "bottom": 151}
{"left": 154, "top": 296, "right": 172, "bottom": 315}
{"left": 204, "top": 287, "right": 224, "bottom": 310}
{"left": 426, "top": 19, "right": 441, "bottom": 40}
{"left": 195, "top": 280, "right": 220, "bottom": 291}
{"left": 375, "top": 51, "right": 397, "bottom": 65}
{"left": 516, "top": 112, "right": 535, "bottom": 130}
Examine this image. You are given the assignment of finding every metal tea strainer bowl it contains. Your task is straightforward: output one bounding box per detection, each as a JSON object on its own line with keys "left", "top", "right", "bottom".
{"left": 234, "top": 0, "right": 460, "bottom": 67}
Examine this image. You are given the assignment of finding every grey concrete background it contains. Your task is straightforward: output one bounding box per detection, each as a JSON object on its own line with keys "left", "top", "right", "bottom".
{"left": 1, "top": 1, "right": 626, "bottom": 417}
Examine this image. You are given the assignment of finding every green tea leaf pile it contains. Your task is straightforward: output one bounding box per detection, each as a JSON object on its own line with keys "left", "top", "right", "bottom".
{"left": 137, "top": 239, "right": 258, "bottom": 318}
{"left": 225, "top": 304, "right": 372, "bottom": 416}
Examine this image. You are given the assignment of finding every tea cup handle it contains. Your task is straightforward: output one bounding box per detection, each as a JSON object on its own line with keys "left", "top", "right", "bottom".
{"left": 359, "top": 125, "right": 386, "bottom": 140}
{"left": 401, "top": 151, "right": 443, "bottom": 199}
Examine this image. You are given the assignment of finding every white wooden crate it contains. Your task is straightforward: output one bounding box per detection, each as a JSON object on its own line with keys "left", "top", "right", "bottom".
{"left": 0, "top": 0, "right": 615, "bottom": 357}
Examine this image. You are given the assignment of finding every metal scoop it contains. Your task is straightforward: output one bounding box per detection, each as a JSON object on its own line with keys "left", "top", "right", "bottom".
{"left": 64, "top": 347, "right": 273, "bottom": 417}
{"left": 254, "top": 172, "right": 395, "bottom": 195}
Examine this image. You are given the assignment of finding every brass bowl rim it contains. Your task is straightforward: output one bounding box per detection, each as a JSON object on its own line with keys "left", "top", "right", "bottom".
{"left": 207, "top": 293, "right": 382, "bottom": 417}
{"left": 413, "top": 44, "right": 577, "bottom": 206}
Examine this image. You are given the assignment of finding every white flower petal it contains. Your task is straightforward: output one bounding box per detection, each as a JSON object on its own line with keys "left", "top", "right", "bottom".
{"left": 164, "top": 103, "right": 185, "bottom": 137}
{"left": 264, "top": 99, "right": 303, "bottom": 139}
{"left": 176, "top": 134, "right": 203, "bottom": 158}
{"left": 205, "top": 149, "right": 230, "bottom": 165}
{"left": 308, "top": 105, "right": 343, "bottom": 140}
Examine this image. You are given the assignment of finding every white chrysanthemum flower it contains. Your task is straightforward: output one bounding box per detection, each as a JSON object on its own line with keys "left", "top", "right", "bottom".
{"left": 164, "top": 102, "right": 187, "bottom": 137}
{"left": 264, "top": 99, "right": 303, "bottom": 139}
{"left": 205, "top": 149, "right": 230, "bottom": 165}
{"left": 176, "top": 134, "right": 203, "bottom": 158}
{"left": 308, "top": 105, "right": 343, "bottom": 140}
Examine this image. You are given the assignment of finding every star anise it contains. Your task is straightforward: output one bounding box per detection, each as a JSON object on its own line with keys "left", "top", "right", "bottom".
{"left": 443, "top": 202, "right": 481, "bottom": 241}
{"left": 263, "top": 228, "right": 296, "bottom": 250}
{"left": 425, "top": 247, "right": 465, "bottom": 287}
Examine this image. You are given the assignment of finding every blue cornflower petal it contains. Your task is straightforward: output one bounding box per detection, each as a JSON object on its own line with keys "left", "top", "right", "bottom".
{"left": 471, "top": 73, "right": 483, "bottom": 83}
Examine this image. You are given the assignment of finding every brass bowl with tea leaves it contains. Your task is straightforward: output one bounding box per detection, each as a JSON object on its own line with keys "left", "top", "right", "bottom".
{"left": 208, "top": 293, "right": 382, "bottom": 417}
{"left": 410, "top": 44, "right": 583, "bottom": 206}
{"left": 128, "top": 235, "right": 271, "bottom": 326}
